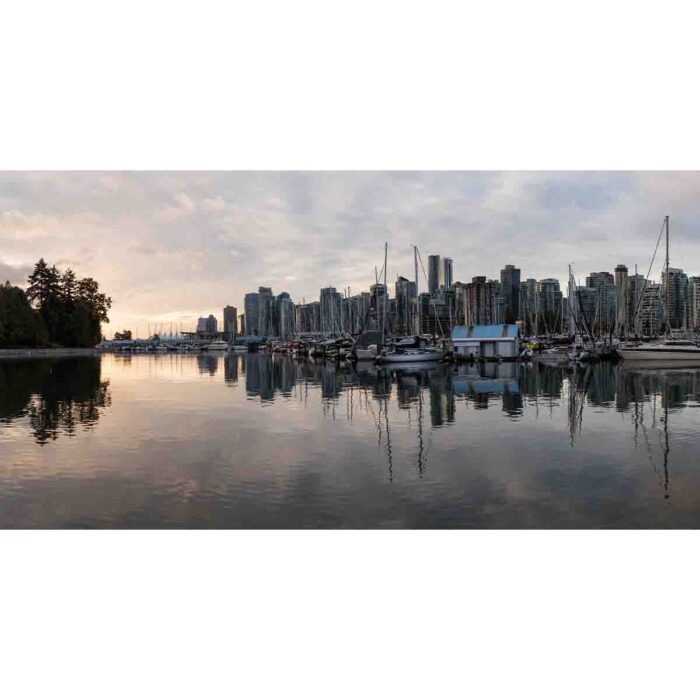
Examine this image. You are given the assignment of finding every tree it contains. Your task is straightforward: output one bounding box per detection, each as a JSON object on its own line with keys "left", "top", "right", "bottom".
{"left": 114, "top": 330, "right": 132, "bottom": 340}
{"left": 19, "top": 260, "right": 113, "bottom": 348}
{"left": 0, "top": 281, "right": 48, "bottom": 347}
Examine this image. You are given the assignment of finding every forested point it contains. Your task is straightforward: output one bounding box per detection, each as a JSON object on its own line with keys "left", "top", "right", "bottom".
{"left": 0, "top": 259, "right": 112, "bottom": 348}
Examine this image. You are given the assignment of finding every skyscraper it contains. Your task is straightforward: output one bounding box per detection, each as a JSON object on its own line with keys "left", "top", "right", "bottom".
{"left": 205, "top": 314, "right": 217, "bottom": 334}
{"left": 614, "top": 264, "right": 629, "bottom": 335}
{"left": 320, "top": 287, "right": 342, "bottom": 334}
{"left": 662, "top": 267, "right": 690, "bottom": 330}
{"left": 441, "top": 257, "right": 453, "bottom": 291}
{"left": 428, "top": 255, "right": 441, "bottom": 297}
{"left": 223, "top": 305, "right": 237, "bottom": 342}
{"left": 500, "top": 264, "right": 521, "bottom": 322}
{"left": 258, "top": 286, "right": 275, "bottom": 336}
{"left": 586, "top": 272, "right": 616, "bottom": 334}
{"left": 277, "top": 297, "right": 296, "bottom": 339}
{"left": 395, "top": 276, "right": 417, "bottom": 335}
{"left": 244, "top": 292, "right": 260, "bottom": 336}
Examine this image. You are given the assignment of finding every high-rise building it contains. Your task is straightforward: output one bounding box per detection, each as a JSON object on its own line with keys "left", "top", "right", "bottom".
{"left": 196, "top": 317, "right": 208, "bottom": 334}
{"left": 428, "top": 255, "right": 441, "bottom": 297}
{"left": 369, "top": 283, "right": 388, "bottom": 332}
{"left": 296, "top": 301, "right": 321, "bottom": 333}
{"left": 463, "top": 276, "right": 504, "bottom": 326}
{"left": 626, "top": 273, "right": 646, "bottom": 336}
{"left": 690, "top": 276, "right": 700, "bottom": 331}
{"left": 614, "top": 264, "right": 629, "bottom": 334}
{"left": 537, "top": 278, "right": 563, "bottom": 334}
{"left": 320, "top": 287, "right": 342, "bottom": 334}
{"left": 662, "top": 267, "right": 690, "bottom": 330}
{"left": 586, "top": 272, "right": 616, "bottom": 334}
{"left": 277, "top": 297, "right": 296, "bottom": 339}
{"left": 519, "top": 278, "right": 537, "bottom": 332}
{"left": 205, "top": 314, "right": 217, "bottom": 334}
{"left": 244, "top": 292, "right": 260, "bottom": 336}
{"left": 258, "top": 286, "right": 275, "bottom": 336}
{"left": 223, "top": 305, "right": 237, "bottom": 342}
{"left": 641, "top": 282, "right": 662, "bottom": 336}
{"left": 395, "top": 276, "right": 417, "bottom": 335}
{"left": 441, "top": 258, "right": 453, "bottom": 291}
{"left": 500, "top": 264, "right": 521, "bottom": 322}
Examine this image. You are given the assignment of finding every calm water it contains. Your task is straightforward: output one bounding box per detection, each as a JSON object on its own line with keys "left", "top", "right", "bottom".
{"left": 1, "top": 353, "right": 700, "bottom": 528}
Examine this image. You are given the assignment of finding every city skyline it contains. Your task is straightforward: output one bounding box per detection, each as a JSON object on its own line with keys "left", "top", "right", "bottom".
{"left": 3, "top": 171, "right": 700, "bottom": 332}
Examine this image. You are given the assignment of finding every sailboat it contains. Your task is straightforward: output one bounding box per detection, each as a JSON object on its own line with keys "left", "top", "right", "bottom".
{"left": 378, "top": 245, "right": 444, "bottom": 364}
{"left": 618, "top": 216, "right": 700, "bottom": 362}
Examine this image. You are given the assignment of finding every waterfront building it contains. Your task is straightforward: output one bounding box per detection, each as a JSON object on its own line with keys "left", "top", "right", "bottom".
{"left": 296, "top": 301, "right": 321, "bottom": 333}
{"left": 223, "top": 305, "right": 237, "bottom": 342}
{"left": 691, "top": 276, "right": 700, "bottom": 331}
{"left": 196, "top": 317, "right": 208, "bottom": 334}
{"left": 570, "top": 286, "right": 598, "bottom": 336}
{"left": 586, "top": 272, "right": 616, "bottom": 335}
{"left": 395, "top": 276, "right": 417, "bottom": 335}
{"left": 540, "top": 279, "right": 564, "bottom": 335}
{"left": 519, "top": 279, "right": 537, "bottom": 334}
{"left": 614, "top": 264, "right": 628, "bottom": 335}
{"left": 452, "top": 324, "right": 521, "bottom": 360}
{"left": 661, "top": 267, "right": 690, "bottom": 330}
{"left": 369, "top": 283, "right": 388, "bottom": 333}
{"left": 463, "top": 276, "right": 504, "bottom": 326}
{"left": 206, "top": 314, "right": 217, "bottom": 334}
{"left": 258, "top": 286, "right": 275, "bottom": 336}
{"left": 640, "top": 282, "right": 662, "bottom": 336}
{"left": 626, "top": 273, "right": 646, "bottom": 336}
{"left": 244, "top": 292, "right": 260, "bottom": 336}
{"left": 500, "top": 264, "right": 521, "bottom": 322}
{"left": 441, "top": 258, "right": 453, "bottom": 291}
{"left": 320, "top": 287, "right": 342, "bottom": 334}
{"left": 277, "top": 297, "right": 296, "bottom": 339}
{"left": 428, "top": 255, "right": 441, "bottom": 297}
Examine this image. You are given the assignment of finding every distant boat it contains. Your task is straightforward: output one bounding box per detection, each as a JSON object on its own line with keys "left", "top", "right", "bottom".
{"left": 377, "top": 348, "right": 444, "bottom": 364}
{"left": 203, "top": 340, "right": 230, "bottom": 352}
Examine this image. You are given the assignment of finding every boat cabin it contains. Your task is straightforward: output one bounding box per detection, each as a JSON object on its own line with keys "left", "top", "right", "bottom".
{"left": 452, "top": 324, "right": 521, "bottom": 360}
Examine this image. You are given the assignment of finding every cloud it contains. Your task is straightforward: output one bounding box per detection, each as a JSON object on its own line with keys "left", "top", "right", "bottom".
{"left": 1, "top": 171, "right": 699, "bottom": 333}
{"left": 0, "top": 260, "right": 32, "bottom": 286}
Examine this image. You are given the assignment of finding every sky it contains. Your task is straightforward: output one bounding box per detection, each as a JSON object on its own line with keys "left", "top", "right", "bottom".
{"left": 2, "top": 171, "right": 700, "bottom": 336}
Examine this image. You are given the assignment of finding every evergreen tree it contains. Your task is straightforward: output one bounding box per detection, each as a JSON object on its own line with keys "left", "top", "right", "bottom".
{"left": 8, "top": 259, "right": 114, "bottom": 348}
{"left": 0, "top": 281, "right": 48, "bottom": 347}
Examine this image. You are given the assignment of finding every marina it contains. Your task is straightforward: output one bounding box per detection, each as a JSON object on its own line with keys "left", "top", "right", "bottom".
{"left": 2, "top": 352, "right": 700, "bottom": 528}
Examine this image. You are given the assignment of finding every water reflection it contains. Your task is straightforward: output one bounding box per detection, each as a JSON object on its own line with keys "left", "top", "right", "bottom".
{"left": 0, "top": 357, "right": 111, "bottom": 445}
{"left": 4, "top": 352, "right": 700, "bottom": 527}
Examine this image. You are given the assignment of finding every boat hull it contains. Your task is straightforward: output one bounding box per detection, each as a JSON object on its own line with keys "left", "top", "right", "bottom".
{"left": 618, "top": 348, "right": 700, "bottom": 362}
{"left": 378, "top": 350, "right": 444, "bottom": 364}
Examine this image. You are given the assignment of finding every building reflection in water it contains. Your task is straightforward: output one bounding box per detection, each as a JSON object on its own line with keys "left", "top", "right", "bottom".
{"left": 0, "top": 357, "right": 111, "bottom": 445}
{"left": 232, "top": 355, "right": 700, "bottom": 490}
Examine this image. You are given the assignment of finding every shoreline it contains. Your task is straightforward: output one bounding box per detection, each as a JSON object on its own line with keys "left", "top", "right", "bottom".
{"left": 0, "top": 348, "right": 98, "bottom": 359}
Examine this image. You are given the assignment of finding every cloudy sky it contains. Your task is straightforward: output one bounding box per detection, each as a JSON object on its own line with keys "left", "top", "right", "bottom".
{"left": 1, "top": 171, "right": 699, "bottom": 335}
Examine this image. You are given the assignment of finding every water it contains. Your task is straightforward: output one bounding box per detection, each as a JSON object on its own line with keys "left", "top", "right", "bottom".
{"left": 1, "top": 353, "right": 700, "bottom": 528}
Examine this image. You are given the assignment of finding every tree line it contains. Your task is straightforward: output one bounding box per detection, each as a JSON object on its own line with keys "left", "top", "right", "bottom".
{"left": 0, "top": 259, "right": 112, "bottom": 348}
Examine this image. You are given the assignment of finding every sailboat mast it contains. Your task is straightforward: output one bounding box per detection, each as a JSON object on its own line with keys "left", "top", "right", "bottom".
{"left": 414, "top": 245, "right": 420, "bottom": 335}
{"left": 381, "top": 242, "right": 388, "bottom": 346}
{"left": 665, "top": 215, "right": 670, "bottom": 335}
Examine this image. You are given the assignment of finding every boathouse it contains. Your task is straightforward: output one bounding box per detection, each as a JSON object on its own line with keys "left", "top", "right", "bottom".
{"left": 451, "top": 324, "right": 521, "bottom": 360}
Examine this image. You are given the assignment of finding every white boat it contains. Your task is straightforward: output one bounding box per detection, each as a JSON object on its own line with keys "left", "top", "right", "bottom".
{"left": 618, "top": 339, "right": 700, "bottom": 362}
{"left": 231, "top": 344, "right": 248, "bottom": 353}
{"left": 378, "top": 348, "right": 444, "bottom": 364}
{"left": 203, "top": 340, "right": 230, "bottom": 352}
{"left": 354, "top": 344, "right": 377, "bottom": 361}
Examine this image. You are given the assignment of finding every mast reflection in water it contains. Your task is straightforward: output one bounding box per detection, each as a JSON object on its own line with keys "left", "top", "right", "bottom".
{"left": 1, "top": 353, "right": 700, "bottom": 528}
